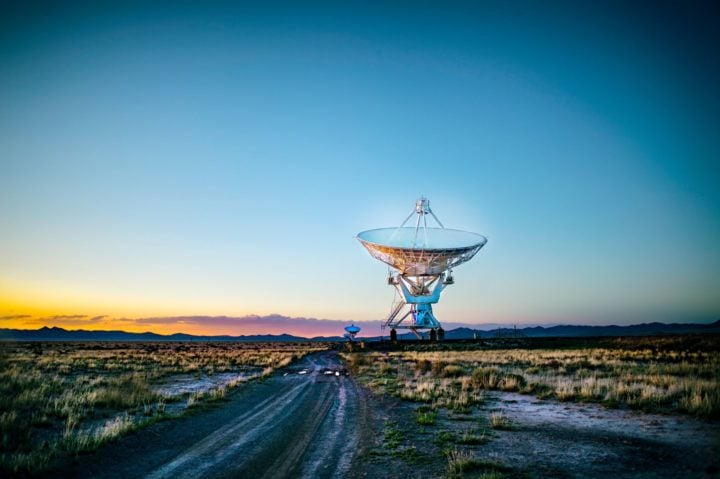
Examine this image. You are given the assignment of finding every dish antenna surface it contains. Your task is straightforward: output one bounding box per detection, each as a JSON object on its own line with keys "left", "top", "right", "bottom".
{"left": 357, "top": 197, "right": 487, "bottom": 340}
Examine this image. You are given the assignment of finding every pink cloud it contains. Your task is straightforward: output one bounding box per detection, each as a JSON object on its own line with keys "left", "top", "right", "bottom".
{"left": 130, "top": 314, "right": 381, "bottom": 337}
{"left": 127, "top": 314, "right": 494, "bottom": 337}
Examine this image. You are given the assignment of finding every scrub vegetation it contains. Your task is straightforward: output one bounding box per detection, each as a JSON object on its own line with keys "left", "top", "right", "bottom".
{"left": 0, "top": 341, "right": 325, "bottom": 475}
{"left": 344, "top": 335, "right": 719, "bottom": 479}
{"left": 343, "top": 335, "right": 720, "bottom": 418}
{"left": 445, "top": 449, "right": 511, "bottom": 479}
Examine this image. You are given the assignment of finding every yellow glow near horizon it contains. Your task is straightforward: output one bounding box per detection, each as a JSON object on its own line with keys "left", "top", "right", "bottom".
{"left": 2, "top": 280, "right": 216, "bottom": 333}
{"left": 0, "top": 279, "right": 356, "bottom": 336}
{"left": 1, "top": 277, "right": 239, "bottom": 317}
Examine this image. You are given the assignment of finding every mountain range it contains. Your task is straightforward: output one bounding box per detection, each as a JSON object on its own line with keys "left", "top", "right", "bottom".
{"left": 1, "top": 320, "right": 719, "bottom": 342}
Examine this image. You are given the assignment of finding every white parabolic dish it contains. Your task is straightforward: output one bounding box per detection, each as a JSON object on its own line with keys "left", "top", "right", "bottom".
{"left": 357, "top": 227, "right": 487, "bottom": 276}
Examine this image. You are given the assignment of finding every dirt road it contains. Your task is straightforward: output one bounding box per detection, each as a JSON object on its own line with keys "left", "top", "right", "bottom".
{"left": 54, "top": 351, "right": 369, "bottom": 479}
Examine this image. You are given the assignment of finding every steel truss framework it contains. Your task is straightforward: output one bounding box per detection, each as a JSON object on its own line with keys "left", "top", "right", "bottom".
{"left": 381, "top": 272, "right": 450, "bottom": 339}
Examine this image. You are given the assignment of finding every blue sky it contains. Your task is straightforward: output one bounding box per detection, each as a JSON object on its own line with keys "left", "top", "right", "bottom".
{"left": 1, "top": 1, "right": 718, "bottom": 333}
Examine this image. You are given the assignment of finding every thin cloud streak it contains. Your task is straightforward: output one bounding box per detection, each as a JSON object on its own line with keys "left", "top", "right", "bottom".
{"left": 22, "top": 314, "right": 117, "bottom": 327}
{"left": 0, "top": 314, "right": 31, "bottom": 320}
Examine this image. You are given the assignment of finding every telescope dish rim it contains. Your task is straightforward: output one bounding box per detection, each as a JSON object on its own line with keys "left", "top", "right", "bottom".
{"left": 356, "top": 227, "right": 487, "bottom": 252}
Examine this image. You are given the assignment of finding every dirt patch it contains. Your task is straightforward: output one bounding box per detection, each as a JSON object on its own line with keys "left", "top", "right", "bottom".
{"left": 350, "top": 393, "right": 448, "bottom": 479}
{"left": 480, "top": 392, "right": 720, "bottom": 478}
{"left": 152, "top": 369, "right": 262, "bottom": 397}
{"left": 353, "top": 388, "right": 720, "bottom": 478}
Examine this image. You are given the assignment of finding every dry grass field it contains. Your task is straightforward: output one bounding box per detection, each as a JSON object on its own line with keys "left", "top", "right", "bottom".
{"left": 343, "top": 336, "right": 720, "bottom": 478}
{"left": 344, "top": 336, "right": 719, "bottom": 417}
{"left": 0, "top": 341, "right": 326, "bottom": 475}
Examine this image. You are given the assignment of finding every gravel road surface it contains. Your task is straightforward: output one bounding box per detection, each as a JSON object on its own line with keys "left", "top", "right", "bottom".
{"left": 53, "top": 351, "right": 368, "bottom": 479}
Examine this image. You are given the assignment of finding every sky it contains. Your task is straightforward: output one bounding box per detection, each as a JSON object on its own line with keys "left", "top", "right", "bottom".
{"left": 1, "top": 1, "right": 719, "bottom": 337}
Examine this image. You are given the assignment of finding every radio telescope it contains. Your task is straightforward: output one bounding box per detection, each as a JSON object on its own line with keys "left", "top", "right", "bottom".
{"left": 357, "top": 197, "right": 487, "bottom": 341}
{"left": 344, "top": 324, "right": 361, "bottom": 342}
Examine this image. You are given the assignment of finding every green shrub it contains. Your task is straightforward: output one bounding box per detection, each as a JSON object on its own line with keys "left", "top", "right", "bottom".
{"left": 415, "top": 409, "right": 437, "bottom": 425}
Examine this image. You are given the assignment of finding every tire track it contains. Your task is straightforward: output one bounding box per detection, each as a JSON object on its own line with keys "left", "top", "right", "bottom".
{"left": 297, "top": 376, "right": 359, "bottom": 479}
{"left": 258, "top": 381, "right": 336, "bottom": 479}
{"left": 147, "top": 379, "right": 311, "bottom": 479}
{"left": 146, "top": 351, "right": 363, "bottom": 479}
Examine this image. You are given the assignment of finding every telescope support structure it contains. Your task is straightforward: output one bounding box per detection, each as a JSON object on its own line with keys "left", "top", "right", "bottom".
{"left": 382, "top": 270, "right": 452, "bottom": 339}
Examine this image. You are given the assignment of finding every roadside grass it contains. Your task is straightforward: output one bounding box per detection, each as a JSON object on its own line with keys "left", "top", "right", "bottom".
{"left": 383, "top": 421, "right": 405, "bottom": 450}
{"left": 489, "top": 412, "right": 511, "bottom": 430}
{"left": 341, "top": 336, "right": 720, "bottom": 418}
{"left": 415, "top": 406, "right": 437, "bottom": 425}
{"left": 457, "top": 427, "right": 490, "bottom": 444}
{"left": 445, "top": 448, "right": 512, "bottom": 479}
{"left": 435, "top": 427, "right": 491, "bottom": 446}
{"left": 373, "top": 421, "right": 427, "bottom": 463}
{"left": 435, "top": 430, "right": 456, "bottom": 446}
{"left": 0, "top": 341, "right": 326, "bottom": 475}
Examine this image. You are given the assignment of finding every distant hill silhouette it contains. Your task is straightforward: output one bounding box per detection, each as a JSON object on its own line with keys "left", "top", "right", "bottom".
{"left": 0, "top": 326, "right": 319, "bottom": 342}
{"left": 439, "top": 320, "right": 720, "bottom": 339}
{"left": 1, "top": 320, "right": 718, "bottom": 342}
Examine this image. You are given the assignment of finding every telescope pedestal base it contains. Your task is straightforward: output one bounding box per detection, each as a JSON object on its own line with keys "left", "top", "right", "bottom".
{"left": 383, "top": 302, "right": 445, "bottom": 341}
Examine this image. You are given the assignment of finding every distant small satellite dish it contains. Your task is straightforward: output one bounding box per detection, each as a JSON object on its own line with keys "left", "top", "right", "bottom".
{"left": 343, "top": 324, "right": 361, "bottom": 341}
{"left": 344, "top": 324, "right": 361, "bottom": 335}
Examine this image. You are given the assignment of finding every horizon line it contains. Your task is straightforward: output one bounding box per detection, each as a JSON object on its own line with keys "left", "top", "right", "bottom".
{"left": 2, "top": 317, "right": 718, "bottom": 340}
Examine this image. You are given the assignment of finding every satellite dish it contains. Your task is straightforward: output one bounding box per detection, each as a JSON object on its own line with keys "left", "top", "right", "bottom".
{"left": 356, "top": 197, "right": 487, "bottom": 339}
{"left": 343, "top": 324, "right": 361, "bottom": 341}
{"left": 344, "top": 324, "right": 361, "bottom": 335}
{"left": 357, "top": 227, "right": 486, "bottom": 276}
